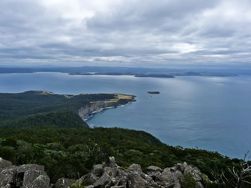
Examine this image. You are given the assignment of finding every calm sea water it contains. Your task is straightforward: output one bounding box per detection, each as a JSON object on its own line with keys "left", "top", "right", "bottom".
{"left": 1, "top": 72, "right": 251, "bottom": 158}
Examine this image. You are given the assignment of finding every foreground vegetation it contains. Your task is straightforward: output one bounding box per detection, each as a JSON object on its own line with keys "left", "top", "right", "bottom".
{"left": 0, "top": 126, "right": 242, "bottom": 184}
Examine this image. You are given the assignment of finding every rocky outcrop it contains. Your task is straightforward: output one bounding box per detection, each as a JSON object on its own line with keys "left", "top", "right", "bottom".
{"left": 78, "top": 101, "right": 110, "bottom": 120}
{"left": 0, "top": 158, "right": 12, "bottom": 169}
{"left": 72, "top": 157, "right": 208, "bottom": 188}
{"left": 0, "top": 156, "right": 208, "bottom": 188}
{"left": 0, "top": 157, "right": 50, "bottom": 188}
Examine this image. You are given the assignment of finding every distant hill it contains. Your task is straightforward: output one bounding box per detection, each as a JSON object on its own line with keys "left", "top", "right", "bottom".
{"left": 1, "top": 111, "right": 87, "bottom": 128}
{"left": 0, "top": 66, "right": 243, "bottom": 76}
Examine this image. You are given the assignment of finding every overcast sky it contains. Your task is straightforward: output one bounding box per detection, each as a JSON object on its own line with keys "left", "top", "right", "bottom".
{"left": 0, "top": 0, "right": 251, "bottom": 67}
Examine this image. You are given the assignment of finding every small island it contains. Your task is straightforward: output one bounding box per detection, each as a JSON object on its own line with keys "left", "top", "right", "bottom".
{"left": 148, "top": 91, "right": 160, "bottom": 94}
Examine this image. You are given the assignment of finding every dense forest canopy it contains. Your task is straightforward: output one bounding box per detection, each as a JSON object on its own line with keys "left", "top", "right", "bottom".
{"left": 0, "top": 91, "right": 115, "bottom": 121}
{"left": 0, "top": 126, "right": 239, "bottom": 183}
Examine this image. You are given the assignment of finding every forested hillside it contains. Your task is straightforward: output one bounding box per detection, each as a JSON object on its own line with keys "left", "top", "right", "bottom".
{"left": 0, "top": 126, "right": 240, "bottom": 183}
{"left": 0, "top": 91, "right": 133, "bottom": 128}
{"left": 0, "top": 91, "right": 115, "bottom": 121}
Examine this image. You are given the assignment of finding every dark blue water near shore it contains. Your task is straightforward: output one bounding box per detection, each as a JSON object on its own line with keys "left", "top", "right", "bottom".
{"left": 1, "top": 72, "right": 251, "bottom": 158}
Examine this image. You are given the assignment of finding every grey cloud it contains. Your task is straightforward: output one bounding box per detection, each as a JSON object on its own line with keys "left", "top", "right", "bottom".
{"left": 87, "top": 0, "right": 219, "bottom": 36}
{"left": 0, "top": 0, "right": 250, "bottom": 67}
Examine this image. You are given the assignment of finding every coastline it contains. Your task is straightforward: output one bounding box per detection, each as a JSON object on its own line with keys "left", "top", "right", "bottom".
{"left": 83, "top": 104, "right": 128, "bottom": 121}
{"left": 78, "top": 94, "right": 136, "bottom": 122}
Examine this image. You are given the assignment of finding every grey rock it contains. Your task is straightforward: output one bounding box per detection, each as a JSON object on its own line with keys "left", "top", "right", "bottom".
{"left": 28, "top": 174, "right": 50, "bottom": 188}
{"left": 127, "top": 172, "right": 147, "bottom": 188}
{"left": 127, "top": 164, "right": 159, "bottom": 188}
{"left": 173, "top": 182, "right": 181, "bottom": 188}
{"left": 85, "top": 186, "right": 94, "bottom": 188}
{"left": 93, "top": 164, "right": 104, "bottom": 177}
{"left": 184, "top": 165, "right": 202, "bottom": 182}
{"left": 0, "top": 157, "right": 50, "bottom": 188}
{"left": 75, "top": 173, "right": 98, "bottom": 185}
{"left": 175, "top": 163, "right": 185, "bottom": 173}
{"left": 72, "top": 157, "right": 205, "bottom": 188}
{"left": 127, "top": 164, "right": 142, "bottom": 174}
{"left": 161, "top": 168, "right": 179, "bottom": 184}
{"left": 1, "top": 184, "right": 12, "bottom": 188}
{"left": 196, "top": 181, "right": 204, "bottom": 188}
{"left": 174, "top": 170, "right": 184, "bottom": 181}
{"left": 0, "top": 156, "right": 206, "bottom": 188}
{"left": 146, "top": 166, "right": 162, "bottom": 173}
{"left": 104, "top": 166, "right": 118, "bottom": 178}
{"left": 146, "top": 166, "right": 163, "bottom": 182}
{"left": 54, "top": 178, "right": 75, "bottom": 188}
{"left": 77, "top": 173, "right": 98, "bottom": 185}
{"left": 112, "top": 168, "right": 128, "bottom": 187}
{"left": 108, "top": 156, "right": 118, "bottom": 168}
{"left": 0, "top": 158, "right": 12, "bottom": 170}
{"left": 147, "top": 171, "right": 162, "bottom": 182}
{"left": 23, "top": 169, "right": 47, "bottom": 186}
{"left": 93, "top": 172, "right": 112, "bottom": 187}
{"left": 17, "top": 164, "right": 44, "bottom": 173}
{"left": 0, "top": 167, "right": 17, "bottom": 186}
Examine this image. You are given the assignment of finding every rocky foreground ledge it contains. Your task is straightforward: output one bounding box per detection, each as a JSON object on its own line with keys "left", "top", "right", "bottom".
{"left": 0, "top": 157, "right": 209, "bottom": 188}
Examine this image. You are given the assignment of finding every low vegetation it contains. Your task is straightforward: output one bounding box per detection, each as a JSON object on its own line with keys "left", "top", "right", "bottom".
{"left": 0, "top": 125, "right": 242, "bottom": 184}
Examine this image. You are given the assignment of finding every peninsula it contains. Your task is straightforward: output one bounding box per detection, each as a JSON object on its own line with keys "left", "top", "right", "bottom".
{"left": 0, "top": 91, "right": 135, "bottom": 128}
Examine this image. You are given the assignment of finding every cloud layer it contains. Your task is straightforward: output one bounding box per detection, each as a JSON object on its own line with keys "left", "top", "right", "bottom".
{"left": 0, "top": 0, "right": 251, "bottom": 67}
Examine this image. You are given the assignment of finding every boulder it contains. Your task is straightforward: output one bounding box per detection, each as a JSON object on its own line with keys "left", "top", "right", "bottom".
{"left": 127, "top": 172, "right": 147, "bottom": 188}
{"left": 93, "top": 172, "right": 112, "bottom": 187}
{"left": 0, "top": 167, "right": 17, "bottom": 187}
{"left": 146, "top": 166, "right": 162, "bottom": 182}
{"left": 93, "top": 164, "right": 104, "bottom": 177}
{"left": 29, "top": 174, "right": 50, "bottom": 188}
{"left": 23, "top": 169, "right": 47, "bottom": 186}
{"left": 183, "top": 165, "right": 202, "bottom": 182}
{"left": 76, "top": 172, "right": 98, "bottom": 185}
{"left": 0, "top": 157, "right": 50, "bottom": 188}
{"left": 0, "top": 158, "right": 12, "bottom": 169}
{"left": 161, "top": 167, "right": 179, "bottom": 185}
{"left": 127, "top": 164, "right": 143, "bottom": 174}
{"left": 175, "top": 163, "right": 185, "bottom": 173}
